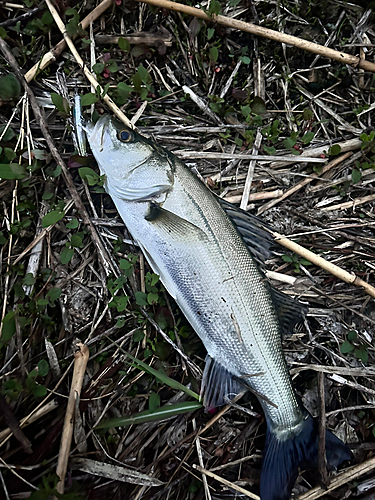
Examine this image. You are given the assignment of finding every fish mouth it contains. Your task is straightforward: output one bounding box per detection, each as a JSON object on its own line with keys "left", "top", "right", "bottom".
{"left": 84, "top": 115, "right": 111, "bottom": 152}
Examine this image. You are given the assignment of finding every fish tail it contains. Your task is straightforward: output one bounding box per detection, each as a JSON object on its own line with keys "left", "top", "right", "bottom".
{"left": 260, "top": 414, "right": 352, "bottom": 500}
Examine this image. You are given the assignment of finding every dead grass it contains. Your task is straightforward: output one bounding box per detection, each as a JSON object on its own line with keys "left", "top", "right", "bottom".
{"left": 0, "top": 1, "right": 374, "bottom": 499}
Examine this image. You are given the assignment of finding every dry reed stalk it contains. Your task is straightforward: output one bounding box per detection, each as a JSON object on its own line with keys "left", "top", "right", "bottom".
{"left": 193, "top": 464, "right": 260, "bottom": 500}
{"left": 272, "top": 230, "right": 375, "bottom": 299}
{"left": 56, "top": 344, "right": 89, "bottom": 494}
{"left": 257, "top": 152, "right": 353, "bottom": 214}
{"left": 25, "top": 0, "right": 113, "bottom": 82}
{"left": 135, "top": 0, "right": 375, "bottom": 73}
{"left": 297, "top": 456, "right": 375, "bottom": 500}
{"left": 44, "top": 0, "right": 133, "bottom": 129}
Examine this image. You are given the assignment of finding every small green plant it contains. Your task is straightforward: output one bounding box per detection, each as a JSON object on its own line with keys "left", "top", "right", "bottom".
{"left": 282, "top": 254, "right": 312, "bottom": 274}
{"left": 340, "top": 330, "right": 368, "bottom": 364}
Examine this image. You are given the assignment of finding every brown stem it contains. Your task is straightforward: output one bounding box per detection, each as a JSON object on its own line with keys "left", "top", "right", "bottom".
{"left": 56, "top": 343, "right": 89, "bottom": 494}
{"left": 135, "top": 0, "right": 375, "bottom": 73}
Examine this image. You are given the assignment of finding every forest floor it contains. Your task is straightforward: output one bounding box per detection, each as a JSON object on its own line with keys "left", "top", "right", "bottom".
{"left": 0, "top": 0, "right": 375, "bottom": 499}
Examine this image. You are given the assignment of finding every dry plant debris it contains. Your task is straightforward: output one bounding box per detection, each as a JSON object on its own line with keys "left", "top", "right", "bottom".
{"left": 0, "top": 1, "right": 374, "bottom": 499}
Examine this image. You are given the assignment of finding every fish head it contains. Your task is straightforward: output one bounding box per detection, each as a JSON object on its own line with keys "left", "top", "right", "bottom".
{"left": 85, "top": 116, "right": 175, "bottom": 201}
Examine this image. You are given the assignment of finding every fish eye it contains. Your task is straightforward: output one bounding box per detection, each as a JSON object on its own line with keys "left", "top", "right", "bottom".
{"left": 118, "top": 129, "right": 132, "bottom": 142}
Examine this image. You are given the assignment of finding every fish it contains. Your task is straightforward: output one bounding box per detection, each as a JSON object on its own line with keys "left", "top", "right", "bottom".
{"left": 84, "top": 115, "right": 352, "bottom": 500}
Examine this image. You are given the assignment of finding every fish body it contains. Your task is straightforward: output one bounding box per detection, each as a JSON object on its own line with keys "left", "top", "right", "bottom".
{"left": 85, "top": 116, "right": 351, "bottom": 500}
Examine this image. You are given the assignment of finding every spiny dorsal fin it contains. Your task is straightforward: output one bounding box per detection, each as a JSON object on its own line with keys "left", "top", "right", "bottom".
{"left": 217, "top": 197, "right": 276, "bottom": 266}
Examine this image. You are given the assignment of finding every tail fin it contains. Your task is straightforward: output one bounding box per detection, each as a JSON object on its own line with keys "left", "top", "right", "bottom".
{"left": 260, "top": 414, "right": 352, "bottom": 500}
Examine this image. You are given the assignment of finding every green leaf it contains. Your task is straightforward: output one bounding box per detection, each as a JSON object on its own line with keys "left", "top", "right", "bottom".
{"left": 303, "top": 108, "right": 313, "bottom": 121}
{"left": 22, "top": 273, "right": 36, "bottom": 286}
{"left": 263, "top": 145, "right": 276, "bottom": 155}
{"left": 0, "top": 311, "right": 16, "bottom": 347}
{"left": 118, "top": 37, "right": 130, "bottom": 52}
{"left": 42, "top": 210, "right": 65, "bottom": 228}
{"left": 241, "top": 105, "right": 251, "bottom": 118}
{"left": 281, "top": 255, "right": 293, "bottom": 263}
{"left": 46, "top": 287, "right": 61, "bottom": 303}
{"left": 0, "top": 163, "right": 27, "bottom": 180}
{"left": 60, "top": 246, "right": 74, "bottom": 264}
{"left": 208, "top": 0, "right": 221, "bottom": 15}
{"left": 149, "top": 273, "right": 159, "bottom": 286}
{"left": 95, "top": 401, "right": 202, "bottom": 429}
{"left": 207, "top": 28, "right": 215, "bottom": 40}
{"left": 301, "top": 131, "right": 314, "bottom": 145}
{"left": 209, "top": 46, "right": 218, "bottom": 63}
{"left": 92, "top": 63, "right": 105, "bottom": 75}
{"left": 347, "top": 330, "right": 357, "bottom": 342}
{"left": 78, "top": 167, "right": 100, "bottom": 185}
{"left": 149, "top": 392, "right": 160, "bottom": 412}
{"left": 37, "top": 298, "right": 49, "bottom": 306}
{"left": 251, "top": 96, "right": 266, "bottom": 115}
{"left": 0, "top": 27, "right": 7, "bottom": 39}
{"left": 340, "top": 341, "right": 354, "bottom": 354}
{"left": 147, "top": 292, "right": 159, "bottom": 305}
{"left": 137, "top": 65, "right": 151, "bottom": 84}
{"left": 133, "top": 330, "right": 145, "bottom": 342}
{"left": 33, "top": 384, "right": 47, "bottom": 397}
{"left": 329, "top": 144, "right": 341, "bottom": 156}
{"left": 107, "top": 61, "right": 119, "bottom": 73}
{"left": 135, "top": 291, "right": 148, "bottom": 306}
{"left": 70, "top": 234, "right": 83, "bottom": 248}
{"left": 239, "top": 55, "right": 251, "bottom": 64}
{"left": 351, "top": 168, "right": 361, "bottom": 184}
{"left": 119, "top": 259, "right": 133, "bottom": 270}
{"left": 4, "top": 147, "right": 16, "bottom": 161}
{"left": 50, "top": 93, "right": 69, "bottom": 114}
{"left": 284, "top": 137, "right": 298, "bottom": 150}
{"left": 0, "top": 73, "right": 21, "bottom": 100}
{"left": 37, "top": 359, "right": 49, "bottom": 377}
{"left": 113, "top": 295, "right": 129, "bottom": 312}
{"left": 0, "top": 231, "right": 7, "bottom": 244}
{"left": 80, "top": 93, "right": 98, "bottom": 106}
{"left": 116, "top": 317, "right": 126, "bottom": 328}
{"left": 0, "top": 125, "right": 14, "bottom": 142}
{"left": 66, "top": 218, "right": 79, "bottom": 229}
{"left": 354, "top": 345, "right": 368, "bottom": 364}
{"left": 0, "top": 163, "right": 26, "bottom": 180}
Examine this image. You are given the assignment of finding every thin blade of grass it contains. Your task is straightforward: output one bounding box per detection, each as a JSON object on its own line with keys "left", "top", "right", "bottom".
{"left": 95, "top": 401, "right": 202, "bottom": 429}
{"left": 123, "top": 349, "right": 200, "bottom": 400}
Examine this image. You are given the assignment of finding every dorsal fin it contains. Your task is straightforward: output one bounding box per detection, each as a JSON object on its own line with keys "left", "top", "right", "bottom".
{"left": 217, "top": 198, "right": 307, "bottom": 334}
{"left": 270, "top": 287, "right": 308, "bottom": 337}
{"left": 217, "top": 197, "right": 276, "bottom": 266}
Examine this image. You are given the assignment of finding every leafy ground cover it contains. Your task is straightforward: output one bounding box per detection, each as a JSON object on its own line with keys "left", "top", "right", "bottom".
{"left": 0, "top": 1, "right": 374, "bottom": 499}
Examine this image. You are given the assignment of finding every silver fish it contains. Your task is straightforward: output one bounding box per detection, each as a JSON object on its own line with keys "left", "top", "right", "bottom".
{"left": 85, "top": 116, "right": 351, "bottom": 500}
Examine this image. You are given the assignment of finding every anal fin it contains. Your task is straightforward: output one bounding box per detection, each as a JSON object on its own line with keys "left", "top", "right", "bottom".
{"left": 201, "top": 355, "right": 244, "bottom": 411}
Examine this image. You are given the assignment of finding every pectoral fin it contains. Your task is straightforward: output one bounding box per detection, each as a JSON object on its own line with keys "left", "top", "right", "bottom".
{"left": 146, "top": 203, "right": 208, "bottom": 243}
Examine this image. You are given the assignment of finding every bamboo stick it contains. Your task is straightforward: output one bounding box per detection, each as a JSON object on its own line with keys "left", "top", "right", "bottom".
{"left": 135, "top": 0, "right": 375, "bottom": 73}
